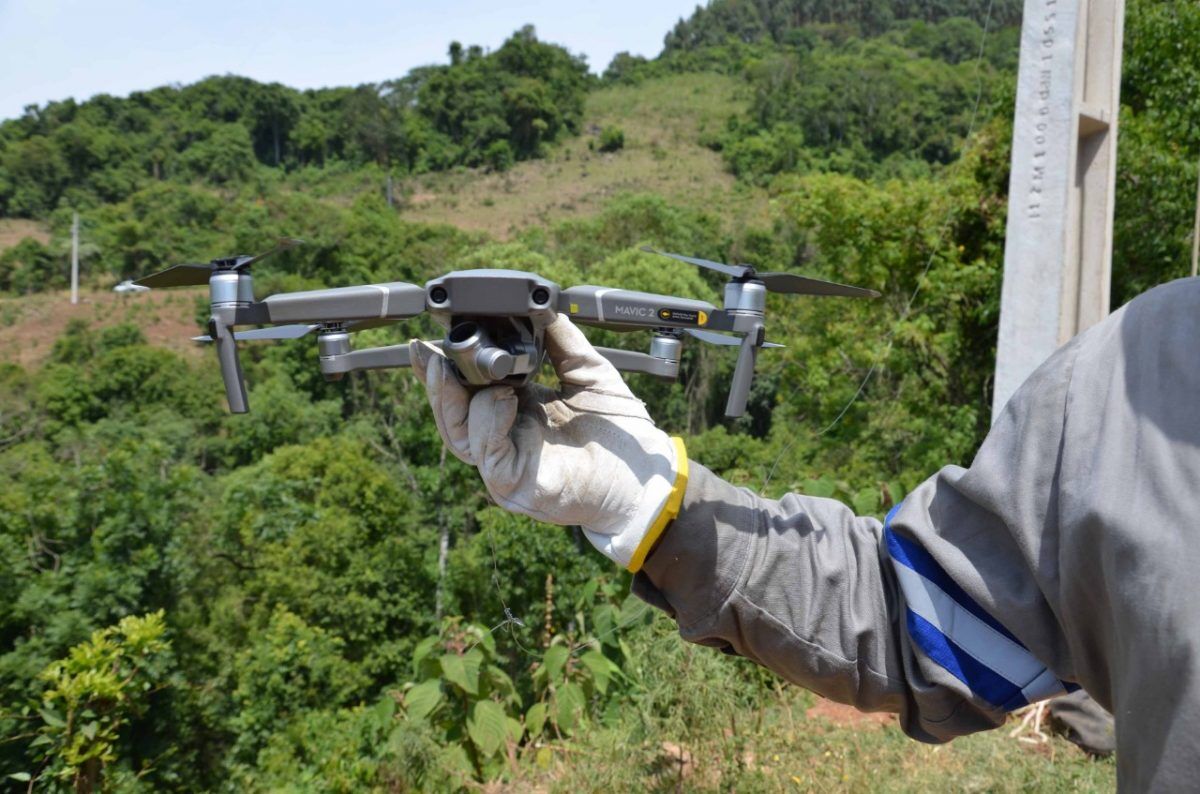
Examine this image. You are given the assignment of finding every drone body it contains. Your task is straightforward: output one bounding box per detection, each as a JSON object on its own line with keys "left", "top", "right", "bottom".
{"left": 133, "top": 242, "right": 878, "bottom": 418}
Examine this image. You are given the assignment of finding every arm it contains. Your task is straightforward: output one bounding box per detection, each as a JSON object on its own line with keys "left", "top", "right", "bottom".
{"left": 410, "top": 313, "right": 1078, "bottom": 742}
{"left": 635, "top": 334, "right": 1084, "bottom": 742}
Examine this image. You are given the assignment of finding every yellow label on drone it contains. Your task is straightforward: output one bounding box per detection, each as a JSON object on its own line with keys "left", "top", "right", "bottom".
{"left": 698, "top": 310, "right": 708, "bottom": 326}
{"left": 569, "top": 303, "right": 580, "bottom": 314}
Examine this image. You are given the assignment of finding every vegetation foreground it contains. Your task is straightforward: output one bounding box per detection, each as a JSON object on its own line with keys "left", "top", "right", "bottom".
{"left": 3, "top": 0, "right": 1197, "bottom": 789}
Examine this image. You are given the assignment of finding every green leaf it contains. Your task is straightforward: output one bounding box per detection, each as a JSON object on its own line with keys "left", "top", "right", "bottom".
{"left": 38, "top": 709, "right": 64, "bottom": 728}
{"left": 851, "top": 487, "right": 880, "bottom": 516}
{"left": 802, "top": 478, "right": 837, "bottom": 498}
{"left": 579, "top": 578, "right": 598, "bottom": 608}
{"left": 81, "top": 721, "right": 99, "bottom": 740}
{"left": 506, "top": 716, "right": 523, "bottom": 743}
{"left": 555, "top": 681, "right": 586, "bottom": 734}
{"left": 8, "top": 773, "right": 31, "bottom": 782}
{"left": 412, "top": 636, "right": 440, "bottom": 673}
{"left": 593, "top": 603, "right": 616, "bottom": 639}
{"left": 467, "top": 700, "right": 508, "bottom": 758}
{"left": 404, "top": 679, "right": 442, "bottom": 722}
{"left": 472, "top": 625, "right": 497, "bottom": 655}
{"left": 618, "top": 594, "right": 647, "bottom": 627}
{"left": 526, "top": 701, "right": 548, "bottom": 736}
{"left": 580, "top": 650, "right": 618, "bottom": 694}
{"left": 440, "top": 652, "right": 480, "bottom": 696}
{"left": 440, "top": 743, "right": 473, "bottom": 775}
{"left": 541, "top": 644, "right": 568, "bottom": 683}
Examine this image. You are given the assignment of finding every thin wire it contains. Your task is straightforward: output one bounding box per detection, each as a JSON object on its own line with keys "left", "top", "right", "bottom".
{"left": 484, "top": 518, "right": 534, "bottom": 655}
{"left": 760, "top": 0, "right": 998, "bottom": 496}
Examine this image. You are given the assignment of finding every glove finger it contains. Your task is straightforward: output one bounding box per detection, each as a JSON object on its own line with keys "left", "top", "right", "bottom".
{"left": 468, "top": 385, "right": 526, "bottom": 494}
{"left": 543, "top": 314, "right": 631, "bottom": 396}
{"left": 423, "top": 351, "right": 475, "bottom": 464}
{"left": 408, "top": 339, "right": 430, "bottom": 384}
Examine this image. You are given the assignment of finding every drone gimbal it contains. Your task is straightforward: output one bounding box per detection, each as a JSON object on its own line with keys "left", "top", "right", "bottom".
{"left": 133, "top": 241, "right": 878, "bottom": 418}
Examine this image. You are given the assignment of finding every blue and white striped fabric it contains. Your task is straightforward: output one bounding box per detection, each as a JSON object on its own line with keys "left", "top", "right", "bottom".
{"left": 884, "top": 503, "right": 1075, "bottom": 711}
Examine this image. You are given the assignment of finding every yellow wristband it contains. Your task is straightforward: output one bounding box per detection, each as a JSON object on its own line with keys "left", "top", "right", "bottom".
{"left": 626, "top": 436, "right": 689, "bottom": 573}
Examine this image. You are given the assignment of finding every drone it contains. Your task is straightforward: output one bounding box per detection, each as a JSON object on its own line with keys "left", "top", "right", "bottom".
{"left": 132, "top": 239, "right": 879, "bottom": 417}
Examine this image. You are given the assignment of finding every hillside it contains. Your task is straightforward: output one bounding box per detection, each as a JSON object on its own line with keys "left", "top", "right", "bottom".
{"left": 394, "top": 73, "right": 769, "bottom": 237}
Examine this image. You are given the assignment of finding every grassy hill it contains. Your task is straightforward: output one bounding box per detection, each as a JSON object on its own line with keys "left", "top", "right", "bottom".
{"left": 392, "top": 73, "right": 770, "bottom": 238}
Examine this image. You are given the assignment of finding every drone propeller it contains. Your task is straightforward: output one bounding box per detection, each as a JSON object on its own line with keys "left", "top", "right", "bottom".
{"left": 685, "top": 328, "right": 783, "bottom": 348}
{"left": 191, "top": 317, "right": 400, "bottom": 343}
{"left": 193, "top": 324, "right": 317, "bottom": 343}
{"left": 134, "top": 237, "right": 304, "bottom": 289}
{"left": 640, "top": 247, "right": 879, "bottom": 299}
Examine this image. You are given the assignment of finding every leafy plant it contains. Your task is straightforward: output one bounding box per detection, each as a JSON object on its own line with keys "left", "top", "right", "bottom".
{"left": 598, "top": 126, "right": 625, "bottom": 153}
{"left": 399, "top": 618, "right": 523, "bottom": 779}
{"left": 24, "top": 612, "right": 172, "bottom": 792}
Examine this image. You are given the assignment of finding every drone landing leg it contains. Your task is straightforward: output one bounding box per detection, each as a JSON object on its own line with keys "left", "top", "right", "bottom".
{"left": 211, "top": 319, "right": 249, "bottom": 413}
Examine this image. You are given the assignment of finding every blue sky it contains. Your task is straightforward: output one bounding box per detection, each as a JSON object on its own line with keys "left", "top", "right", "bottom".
{"left": 0, "top": 0, "right": 703, "bottom": 121}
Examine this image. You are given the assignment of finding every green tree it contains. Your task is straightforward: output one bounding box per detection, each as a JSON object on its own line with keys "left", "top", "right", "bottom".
{"left": 26, "top": 612, "right": 173, "bottom": 792}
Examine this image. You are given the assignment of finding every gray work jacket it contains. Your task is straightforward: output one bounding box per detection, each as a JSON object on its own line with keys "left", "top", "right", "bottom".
{"left": 634, "top": 278, "right": 1200, "bottom": 791}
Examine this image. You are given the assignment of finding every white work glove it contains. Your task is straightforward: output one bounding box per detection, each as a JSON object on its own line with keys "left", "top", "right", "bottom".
{"left": 409, "top": 315, "right": 688, "bottom": 571}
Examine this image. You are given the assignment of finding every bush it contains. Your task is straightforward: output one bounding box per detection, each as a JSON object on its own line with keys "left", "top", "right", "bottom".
{"left": 598, "top": 126, "right": 625, "bottom": 153}
{"left": 484, "top": 139, "right": 514, "bottom": 172}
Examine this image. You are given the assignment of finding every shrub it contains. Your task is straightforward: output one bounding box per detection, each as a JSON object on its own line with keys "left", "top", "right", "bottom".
{"left": 598, "top": 126, "right": 625, "bottom": 153}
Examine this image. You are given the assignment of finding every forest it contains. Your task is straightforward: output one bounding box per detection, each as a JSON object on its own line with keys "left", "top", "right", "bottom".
{"left": 0, "top": 0, "right": 1196, "bottom": 790}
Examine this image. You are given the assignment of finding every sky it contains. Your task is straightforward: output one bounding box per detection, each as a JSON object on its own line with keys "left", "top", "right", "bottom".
{"left": 0, "top": 0, "right": 703, "bottom": 121}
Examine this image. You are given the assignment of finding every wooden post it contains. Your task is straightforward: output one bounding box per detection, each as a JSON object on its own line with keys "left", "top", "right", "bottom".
{"left": 992, "top": 0, "right": 1125, "bottom": 422}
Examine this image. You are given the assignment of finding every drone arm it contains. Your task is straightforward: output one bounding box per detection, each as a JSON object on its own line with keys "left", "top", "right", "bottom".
{"left": 260, "top": 282, "right": 426, "bottom": 324}
{"left": 559, "top": 286, "right": 720, "bottom": 331}
{"left": 319, "top": 341, "right": 444, "bottom": 378}
{"left": 594, "top": 347, "right": 679, "bottom": 381}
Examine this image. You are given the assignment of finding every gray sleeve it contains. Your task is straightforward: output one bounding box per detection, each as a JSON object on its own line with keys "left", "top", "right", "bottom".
{"left": 633, "top": 335, "right": 1084, "bottom": 743}
{"left": 635, "top": 280, "right": 1200, "bottom": 788}
{"left": 633, "top": 463, "right": 1012, "bottom": 741}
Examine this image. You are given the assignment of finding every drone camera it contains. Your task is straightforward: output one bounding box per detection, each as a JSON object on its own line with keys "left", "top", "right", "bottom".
{"left": 445, "top": 320, "right": 532, "bottom": 384}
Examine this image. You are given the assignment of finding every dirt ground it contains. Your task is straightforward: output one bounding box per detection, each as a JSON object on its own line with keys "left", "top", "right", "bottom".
{"left": 0, "top": 287, "right": 207, "bottom": 368}
{"left": 805, "top": 698, "right": 896, "bottom": 729}
{"left": 0, "top": 218, "right": 51, "bottom": 251}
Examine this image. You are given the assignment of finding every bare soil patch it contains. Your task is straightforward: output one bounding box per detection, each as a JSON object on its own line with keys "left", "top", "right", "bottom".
{"left": 0, "top": 219, "right": 51, "bottom": 252}
{"left": 805, "top": 698, "right": 895, "bottom": 729}
{"left": 0, "top": 288, "right": 206, "bottom": 369}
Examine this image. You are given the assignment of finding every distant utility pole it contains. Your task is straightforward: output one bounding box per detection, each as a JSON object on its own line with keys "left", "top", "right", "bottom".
{"left": 70, "top": 211, "right": 80, "bottom": 305}
{"left": 992, "top": 0, "right": 1126, "bottom": 422}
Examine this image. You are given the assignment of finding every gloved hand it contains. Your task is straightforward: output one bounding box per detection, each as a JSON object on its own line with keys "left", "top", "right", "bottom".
{"left": 409, "top": 315, "right": 688, "bottom": 571}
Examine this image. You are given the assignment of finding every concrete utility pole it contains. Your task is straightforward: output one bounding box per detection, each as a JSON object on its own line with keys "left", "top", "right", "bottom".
{"left": 70, "top": 211, "right": 79, "bottom": 305}
{"left": 992, "top": 0, "right": 1126, "bottom": 422}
